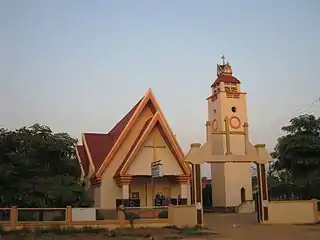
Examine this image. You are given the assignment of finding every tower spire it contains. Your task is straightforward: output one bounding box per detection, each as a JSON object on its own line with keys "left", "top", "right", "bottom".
{"left": 221, "top": 55, "right": 226, "bottom": 65}
{"left": 217, "top": 55, "right": 232, "bottom": 76}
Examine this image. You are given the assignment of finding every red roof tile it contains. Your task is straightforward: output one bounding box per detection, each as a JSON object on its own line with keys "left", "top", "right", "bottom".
{"left": 76, "top": 145, "right": 89, "bottom": 175}
{"left": 211, "top": 75, "right": 241, "bottom": 87}
{"left": 79, "top": 97, "right": 143, "bottom": 175}
{"left": 83, "top": 133, "right": 113, "bottom": 171}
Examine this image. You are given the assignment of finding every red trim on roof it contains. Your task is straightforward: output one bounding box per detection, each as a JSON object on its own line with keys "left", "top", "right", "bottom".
{"left": 157, "top": 122, "right": 187, "bottom": 175}
{"left": 78, "top": 98, "right": 142, "bottom": 175}
{"left": 211, "top": 75, "right": 241, "bottom": 87}
{"left": 108, "top": 98, "right": 143, "bottom": 143}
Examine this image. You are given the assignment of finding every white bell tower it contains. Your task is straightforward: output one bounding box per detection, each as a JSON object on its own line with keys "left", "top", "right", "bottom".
{"left": 207, "top": 56, "right": 253, "bottom": 212}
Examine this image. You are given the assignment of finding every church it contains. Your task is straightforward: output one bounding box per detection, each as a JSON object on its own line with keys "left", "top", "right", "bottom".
{"left": 76, "top": 90, "right": 191, "bottom": 209}
{"left": 76, "top": 57, "right": 254, "bottom": 212}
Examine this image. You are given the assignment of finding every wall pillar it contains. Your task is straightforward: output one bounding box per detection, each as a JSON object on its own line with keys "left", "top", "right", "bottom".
{"left": 115, "top": 175, "right": 133, "bottom": 206}
{"left": 176, "top": 175, "right": 191, "bottom": 205}
{"left": 10, "top": 206, "right": 17, "bottom": 229}
{"left": 180, "top": 183, "right": 189, "bottom": 199}
{"left": 256, "top": 163, "right": 269, "bottom": 223}
{"left": 194, "top": 164, "right": 203, "bottom": 226}
{"left": 122, "top": 184, "right": 130, "bottom": 199}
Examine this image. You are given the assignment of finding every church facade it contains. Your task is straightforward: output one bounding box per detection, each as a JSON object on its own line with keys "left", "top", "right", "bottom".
{"left": 76, "top": 90, "right": 191, "bottom": 209}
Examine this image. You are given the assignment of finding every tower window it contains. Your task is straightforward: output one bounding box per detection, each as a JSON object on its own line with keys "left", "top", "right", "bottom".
{"left": 231, "top": 87, "right": 237, "bottom": 92}
{"left": 231, "top": 106, "right": 237, "bottom": 113}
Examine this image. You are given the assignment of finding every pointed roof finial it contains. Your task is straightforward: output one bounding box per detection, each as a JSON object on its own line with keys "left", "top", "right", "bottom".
{"left": 221, "top": 55, "right": 226, "bottom": 65}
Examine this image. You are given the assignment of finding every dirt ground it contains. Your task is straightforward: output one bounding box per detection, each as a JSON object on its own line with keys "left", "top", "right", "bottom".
{"left": 204, "top": 213, "right": 320, "bottom": 240}
{"left": 1, "top": 227, "right": 217, "bottom": 240}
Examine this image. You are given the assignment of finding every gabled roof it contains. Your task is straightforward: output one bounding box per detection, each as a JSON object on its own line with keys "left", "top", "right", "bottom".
{"left": 76, "top": 97, "right": 142, "bottom": 175}
{"left": 114, "top": 112, "right": 190, "bottom": 177}
{"left": 76, "top": 89, "right": 190, "bottom": 179}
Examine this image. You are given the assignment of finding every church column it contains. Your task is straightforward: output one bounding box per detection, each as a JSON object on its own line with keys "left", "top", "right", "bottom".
{"left": 116, "top": 176, "right": 133, "bottom": 207}
{"left": 122, "top": 184, "right": 130, "bottom": 199}
{"left": 176, "top": 175, "right": 190, "bottom": 205}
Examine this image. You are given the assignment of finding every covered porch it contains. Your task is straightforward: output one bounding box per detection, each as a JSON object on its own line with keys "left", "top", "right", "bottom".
{"left": 114, "top": 175, "right": 190, "bottom": 207}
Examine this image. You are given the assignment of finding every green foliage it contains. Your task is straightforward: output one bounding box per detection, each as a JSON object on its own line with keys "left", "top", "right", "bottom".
{"left": 0, "top": 225, "right": 5, "bottom": 235}
{"left": 158, "top": 210, "right": 168, "bottom": 218}
{"left": 0, "top": 124, "right": 93, "bottom": 208}
{"left": 271, "top": 114, "right": 320, "bottom": 199}
{"left": 124, "top": 211, "right": 140, "bottom": 228}
{"left": 125, "top": 211, "right": 140, "bottom": 221}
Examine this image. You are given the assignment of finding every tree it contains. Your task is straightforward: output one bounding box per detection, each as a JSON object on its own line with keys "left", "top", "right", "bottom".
{"left": 271, "top": 114, "right": 320, "bottom": 199}
{"left": 0, "top": 124, "right": 93, "bottom": 208}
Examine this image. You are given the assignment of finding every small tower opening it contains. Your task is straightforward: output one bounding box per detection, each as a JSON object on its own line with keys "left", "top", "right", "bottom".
{"left": 241, "top": 187, "right": 246, "bottom": 203}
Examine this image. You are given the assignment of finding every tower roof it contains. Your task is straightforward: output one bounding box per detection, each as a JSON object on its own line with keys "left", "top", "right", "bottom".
{"left": 211, "top": 56, "right": 241, "bottom": 87}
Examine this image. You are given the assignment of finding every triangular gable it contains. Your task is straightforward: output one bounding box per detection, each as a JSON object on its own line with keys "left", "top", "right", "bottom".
{"left": 114, "top": 112, "right": 190, "bottom": 177}
{"left": 96, "top": 89, "right": 190, "bottom": 178}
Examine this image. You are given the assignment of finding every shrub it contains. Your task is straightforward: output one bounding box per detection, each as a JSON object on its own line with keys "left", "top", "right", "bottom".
{"left": 124, "top": 211, "right": 140, "bottom": 228}
{"left": 0, "top": 225, "right": 5, "bottom": 235}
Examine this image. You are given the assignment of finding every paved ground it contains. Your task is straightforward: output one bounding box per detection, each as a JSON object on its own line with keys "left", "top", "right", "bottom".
{"left": 204, "top": 213, "right": 320, "bottom": 240}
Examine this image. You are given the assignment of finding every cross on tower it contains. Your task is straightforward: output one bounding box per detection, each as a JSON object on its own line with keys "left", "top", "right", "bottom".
{"left": 221, "top": 55, "right": 226, "bottom": 65}
{"left": 211, "top": 116, "right": 249, "bottom": 155}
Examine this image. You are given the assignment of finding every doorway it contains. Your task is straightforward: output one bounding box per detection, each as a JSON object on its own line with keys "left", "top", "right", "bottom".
{"left": 240, "top": 187, "right": 246, "bottom": 203}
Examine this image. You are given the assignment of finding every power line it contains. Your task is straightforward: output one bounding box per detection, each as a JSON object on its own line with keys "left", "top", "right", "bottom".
{"left": 252, "top": 98, "right": 320, "bottom": 139}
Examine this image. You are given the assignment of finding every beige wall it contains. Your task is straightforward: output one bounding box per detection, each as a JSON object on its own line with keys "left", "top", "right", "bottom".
{"left": 267, "top": 200, "right": 318, "bottom": 224}
{"left": 168, "top": 205, "right": 197, "bottom": 228}
{"left": 225, "top": 162, "right": 252, "bottom": 206}
{"left": 208, "top": 83, "right": 253, "bottom": 207}
{"left": 100, "top": 107, "right": 154, "bottom": 209}
{"left": 93, "top": 186, "right": 101, "bottom": 207}
{"left": 210, "top": 163, "right": 226, "bottom": 206}
{"left": 99, "top": 106, "right": 189, "bottom": 209}
{"left": 127, "top": 128, "right": 183, "bottom": 176}
{"left": 236, "top": 200, "right": 255, "bottom": 214}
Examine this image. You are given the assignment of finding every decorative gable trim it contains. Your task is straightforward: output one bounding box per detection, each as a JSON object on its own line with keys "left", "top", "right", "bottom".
{"left": 75, "top": 146, "right": 86, "bottom": 181}
{"left": 95, "top": 91, "right": 150, "bottom": 177}
{"left": 117, "top": 112, "right": 190, "bottom": 176}
{"left": 96, "top": 89, "right": 190, "bottom": 178}
{"left": 82, "top": 133, "right": 96, "bottom": 177}
{"left": 118, "top": 112, "right": 160, "bottom": 176}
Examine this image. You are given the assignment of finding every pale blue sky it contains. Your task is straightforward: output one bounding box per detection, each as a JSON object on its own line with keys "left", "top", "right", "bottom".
{"left": 1, "top": 0, "right": 320, "bottom": 172}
